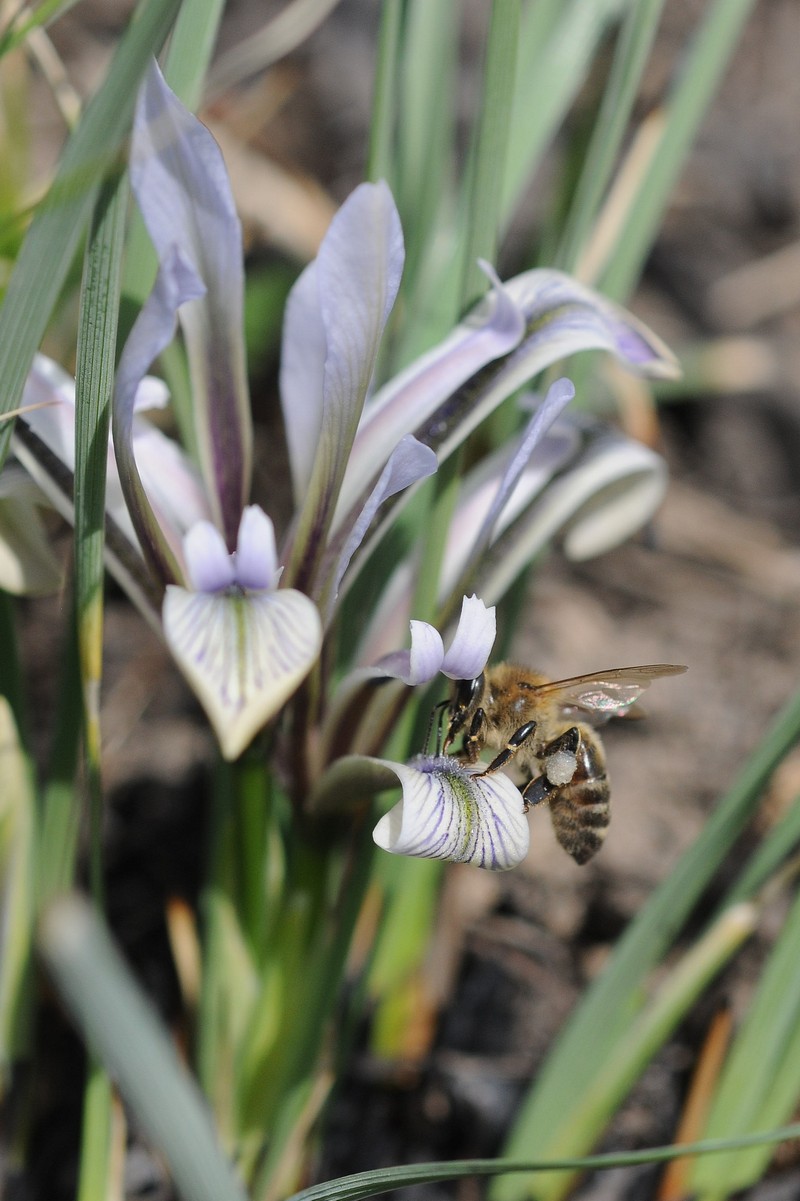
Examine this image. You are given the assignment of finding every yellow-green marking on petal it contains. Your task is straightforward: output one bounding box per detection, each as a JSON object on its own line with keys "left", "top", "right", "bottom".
{"left": 163, "top": 585, "right": 322, "bottom": 759}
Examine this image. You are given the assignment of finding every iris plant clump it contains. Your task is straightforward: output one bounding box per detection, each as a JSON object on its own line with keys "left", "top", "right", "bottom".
{"left": 8, "top": 62, "right": 679, "bottom": 872}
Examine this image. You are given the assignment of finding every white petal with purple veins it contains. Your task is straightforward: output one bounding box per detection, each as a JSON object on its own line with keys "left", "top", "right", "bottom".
{"left": 440, "top": 595, "right": 496, "bottom": 681}
{"left": 163, "top": 585, "right": 322, "bottom": 760}
{"left": 372, "top": 756, "right": 529, "bottom": 871}
{"left": 235, "top": 505, "right": 281, "bottom": 591}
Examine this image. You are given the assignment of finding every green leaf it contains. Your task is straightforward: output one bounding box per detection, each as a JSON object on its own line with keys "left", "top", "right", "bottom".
{"left": 39, "top": 894, "right": 249, "bottom": 1201}
{"left": 285, "top": 1125, "right": 800, "bottom": 1201}
{"left": 599, "top": 0, "right": 757, "bottom": 300}
{"left": 0, "top": 0, "right": 182, "bottom": 467}
{"left": 691, "top": 883, "right": 800, "bottom": 1197}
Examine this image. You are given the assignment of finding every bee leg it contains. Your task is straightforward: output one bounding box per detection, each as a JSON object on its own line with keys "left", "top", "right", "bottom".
{"left": 521, "top": 773, "right": 554, "bottom": 812}
{"left": 521, "top": 728, "right": 581, "bottom": 813}
{"left": 476, "top": 719, "right": 537, "bottom": 776}
{"left": 462, "top": 708, "right": 488, "bottom": 763}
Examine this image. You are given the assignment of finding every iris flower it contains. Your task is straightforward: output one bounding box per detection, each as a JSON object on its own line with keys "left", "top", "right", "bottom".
{"left": 9, "top": 61, "right": 678, "bottom": 832}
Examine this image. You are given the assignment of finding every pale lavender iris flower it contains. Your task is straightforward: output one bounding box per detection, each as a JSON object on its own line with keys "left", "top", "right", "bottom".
{"left": 7, "top": 59, "right": 680, "bottom": 805}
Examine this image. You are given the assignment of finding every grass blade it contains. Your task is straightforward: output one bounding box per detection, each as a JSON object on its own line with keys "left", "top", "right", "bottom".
{"left": 599, "top": 0, "right": 756, "bottom": 300}
{"left": 0, "top": 0, "right": 181, "bottom": 466}
{"left": 285, "top": 1125, "right": 800, "bottom": 1201}
{"left": 40, "top": 894, "right": 249, "bottom": 1201}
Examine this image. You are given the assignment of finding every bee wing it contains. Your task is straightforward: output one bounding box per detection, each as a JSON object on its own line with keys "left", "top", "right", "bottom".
{"left": 533, "top": 664, "right": 686, "bottom": 726}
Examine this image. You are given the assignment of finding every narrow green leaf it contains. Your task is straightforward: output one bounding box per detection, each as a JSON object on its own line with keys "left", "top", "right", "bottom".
{"left": 366, "top": 0, "right": 402, "bottom": 185}
{"left": 40, "top": 894, "right": 249, "bottom": 1201}
{"left": 500, "top": 0, "right": 629, "bottom": 230}
{"left": 517, "top": 903, "right": 757, "bottom": 1201}
{"left": 459, "top": 0, "right": 520, "bottom": 309}
{"left": 74, "top": 174, "right": 129, "bottom": 904}
{"left": 76, "top": 1064, "right": 113, "bottom": 1201}
{"left": 285, "top": 1125, "right": 800, "bottom": 1201}
{"left": 0, "top": 0, "right": 181, "bottom": 466}
{"left": 393, "top": 0, "right": 456, "bottom": 290}
{"left": 0, "top": 698, "right": 36, "bottom": 1071}
{"left": 0, "top": 0, "right": 83, "bottom": 60}
{"left": 556, "top": 0, "right": 668, "bottom": 272}
{"left": 599, "top": 0, "right": 757, "bottom": 300}
{"left": 691, "top": 887, "right": 800, "bottom": 1196}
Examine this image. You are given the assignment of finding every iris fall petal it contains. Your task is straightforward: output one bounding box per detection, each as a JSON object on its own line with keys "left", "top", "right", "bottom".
{"left": 372, "top": 756, "right": 529, "bottom": 871}
{"left": 163, "top": 585, "right": 322, "bottom": 760}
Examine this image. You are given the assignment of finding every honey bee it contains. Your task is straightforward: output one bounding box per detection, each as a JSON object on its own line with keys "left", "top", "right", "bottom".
{"left": 443, "top": 662, "right": 687, "bottom": 864}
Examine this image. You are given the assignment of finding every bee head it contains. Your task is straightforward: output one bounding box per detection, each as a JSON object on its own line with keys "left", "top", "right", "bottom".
{"left": 443, "top": 674, "right": 484, "bottom": 751}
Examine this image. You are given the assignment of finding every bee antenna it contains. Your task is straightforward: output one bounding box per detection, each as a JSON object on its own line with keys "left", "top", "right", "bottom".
{"left": 425, "top": 699, "right": 450, "bottom": 755}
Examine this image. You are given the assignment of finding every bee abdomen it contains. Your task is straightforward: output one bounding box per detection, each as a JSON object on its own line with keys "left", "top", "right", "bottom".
{"left": 549, "top": 778, "right": 610, "bottom": 866}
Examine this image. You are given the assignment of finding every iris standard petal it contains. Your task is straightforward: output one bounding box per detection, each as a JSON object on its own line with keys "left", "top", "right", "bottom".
{"left": 183, "top": 522, "right": 235, "bottom": 593}
{"left": 372, "top": 756, "right": 529, "bottom": 871}
{"left": 234, "top": 505, "right": 281, "bottom": 591}
{"left": 131, "top": 60, "right": 252, "bottom": 546}
{"left": 440, "top": 595, "right": 496, "bottom": 681}
{"left": 163, "top": 584, "right": 322, "bottom": 760}
{"left": 279, "top": 261, "right": 327, "bottom": 503}
{"left": 286, "top": 181, "right": 404, "bottom": 593}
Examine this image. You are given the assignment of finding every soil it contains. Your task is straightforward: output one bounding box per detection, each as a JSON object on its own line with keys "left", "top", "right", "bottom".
{"left": 8, "top": 2, "right": 800, "bottom": 1199}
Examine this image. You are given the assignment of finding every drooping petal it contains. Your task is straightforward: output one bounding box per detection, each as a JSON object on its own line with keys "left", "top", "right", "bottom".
{"left": 320, "top": 433, "right": 437, "bottom": 621}
{"left": 372, "top": 756, "right": 529, "bottom": 871}
{"left": 163, "top": 585, "right": 322, "bottom": 760}
{"left": 285, "top": 181, "right": 404, "bottom": 594}
{"left": 503, "top": 270, "right": 679, "bottom": 378}
{"left": 440, "top": 595, "right": 496, "bottom": 681}
{"left": 396, "top": 268, "right": 680, "bottom": 483}
{"left": 336, "top": 262, "right": 526, "bottom": 521}
{"left": 131, "top": 60, "right": 252, "bottom": 545}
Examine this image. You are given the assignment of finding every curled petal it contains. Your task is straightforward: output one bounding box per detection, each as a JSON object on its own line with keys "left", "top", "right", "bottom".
{"left": 440, "top": 595, "right": 496, "bottom": 681}
{"left": 337, "top": 265, "right": 526, "bottom": 521}
{"left": 406, "top": 269, "right": 679, "bottom": 479}
{"left": 503, "top": 270, "right": 680, "bottom": 379}
{"left": 163, "top": 585, "right": 322, "bottom": 760}
{"left": 372, "top": 756, "right": 529, "bottom": 871}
